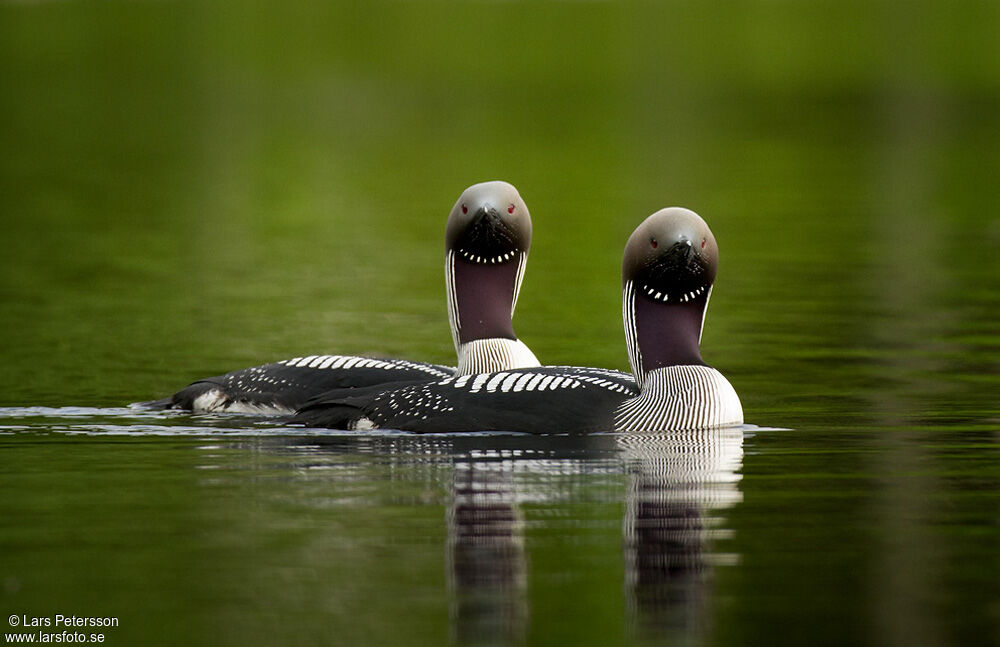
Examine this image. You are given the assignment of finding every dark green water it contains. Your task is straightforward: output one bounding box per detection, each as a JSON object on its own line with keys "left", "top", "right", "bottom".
{"left": 2, "top": 1, "right": 999, "bottom": 645}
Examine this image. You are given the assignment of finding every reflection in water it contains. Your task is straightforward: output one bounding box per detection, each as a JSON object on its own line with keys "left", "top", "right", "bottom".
{"left": 619, "top": 429, "right": 744, "bottom": 642}
{"left": 447, "top": 457, "right": 528, "bottom": 645}
{"left": 6, "top": 412, "right": 749, "bottom": 644}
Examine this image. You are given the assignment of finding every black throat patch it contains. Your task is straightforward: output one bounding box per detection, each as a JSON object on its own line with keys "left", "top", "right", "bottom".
{"left": 633, "top": 291, "right": 706, "bottom": 373}
{"left": 452, "top": 255, "right": 519, "bottom": 343}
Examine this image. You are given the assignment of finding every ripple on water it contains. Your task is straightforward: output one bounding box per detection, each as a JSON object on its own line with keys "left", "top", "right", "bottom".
{"left": 0, "top": 406, "right": 783, "bottom": 438}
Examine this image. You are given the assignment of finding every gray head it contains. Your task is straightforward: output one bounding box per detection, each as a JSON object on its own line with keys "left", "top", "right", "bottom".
{"left": 445, "top": 181, "right": 532, "bottom": 347}
{"left": 623, "top": 207, "right": 718, "bottom": 304}
{"left": 622, "top": 208, "right": 720, "bottom": 387}
{"left": 446, "top": 181, "right": 531, "bottom": 263}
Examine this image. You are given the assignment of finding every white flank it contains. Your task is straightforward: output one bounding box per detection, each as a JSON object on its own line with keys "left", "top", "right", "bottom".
{"left": 192, "top": 389, "right": 292, "bottom": 415}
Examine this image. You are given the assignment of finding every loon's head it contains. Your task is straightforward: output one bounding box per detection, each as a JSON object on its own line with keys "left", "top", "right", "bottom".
{"left": 446, "top": 181, "right": 531, "bottom": 264}
{"left": 445, "top": 181, "right": 533, "bottom": 348}
{"left": 622, "top": 208, "right": 720, "bottom": 387}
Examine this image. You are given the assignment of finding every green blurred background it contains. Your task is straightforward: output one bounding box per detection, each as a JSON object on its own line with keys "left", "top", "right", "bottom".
{"left": 2, "top": 3, "right": 1000, "bottom": 645}
{"left": 3, "top": 0, "right": 996, "bottom": 416}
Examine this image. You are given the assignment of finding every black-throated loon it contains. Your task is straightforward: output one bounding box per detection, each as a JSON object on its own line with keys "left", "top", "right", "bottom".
{"left": 141, "top": 181, "right": 540, "bottom": 414}
{"left": 292, "top": 207, "right": 743, "bottom": 433}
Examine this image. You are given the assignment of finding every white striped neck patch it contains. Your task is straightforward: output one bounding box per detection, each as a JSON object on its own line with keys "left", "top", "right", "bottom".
{"left": 456, "top": 338, "right": 540, "bottom": 376}
{"left": 614, "top": 365, "right": 743, "bottom": 432}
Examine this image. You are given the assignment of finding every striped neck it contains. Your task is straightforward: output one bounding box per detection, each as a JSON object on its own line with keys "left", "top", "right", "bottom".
{"left": 614, "top": 366, "right": 743, "bottom": 431}
{"left": 455, "top": 338, "right": 540, "bottom": 376}
{"left": 623, "top": 280, "right": 710, "bottom": 389}
{"left": 446, "top": 249, "right": 529, "bottom": 354}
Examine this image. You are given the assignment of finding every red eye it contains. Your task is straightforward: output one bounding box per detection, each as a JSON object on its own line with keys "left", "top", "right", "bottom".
{"left": 461, "top": 204, "right": 468, "bottom": 214}
{"left": 650, "top": 238, "right": 658, "bottom": 249}
{"left": 508, "top": 204, "right": 515, "bottom": 214}
{"left": 701, "top": 238, "right": 706, "bottom": 249}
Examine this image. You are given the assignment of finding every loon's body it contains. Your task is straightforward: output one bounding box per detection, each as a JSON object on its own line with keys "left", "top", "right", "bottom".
{"left": 293, "top": 208, "right": 743, "bottom": 433}
{"left": 143, "top": 181, "right": 540, "bottom": 414}
{"left": 296, "top": 366, "right": 638, "bottom": 432}
{"left": 166, "top": 356, "right": 455, "bottom": 414}
{"left": 293, "top": 365, "right": 737, "bottom": 433}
